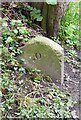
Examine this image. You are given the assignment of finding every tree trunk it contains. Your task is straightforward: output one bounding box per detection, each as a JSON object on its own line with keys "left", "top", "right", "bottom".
{"left": 30, "top": 1, "right": 70, "bottom": 36}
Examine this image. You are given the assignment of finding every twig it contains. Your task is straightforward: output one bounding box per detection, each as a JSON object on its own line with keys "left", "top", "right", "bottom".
{"left": 2, "top": 11, "right": 11, "bottom": 21}
{"left": 69, "top": 79, "right": 79, "bottom": 84}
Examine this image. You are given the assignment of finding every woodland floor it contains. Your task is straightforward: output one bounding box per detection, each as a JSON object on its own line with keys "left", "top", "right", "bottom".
{"left": 18, "top": 26, "right": 80, "bottom": 117}
{"left": 1, "top": 3, "right": 80, "bottom": 118}
{"left": 58, "top": 48, "right": 80, "bottom": 117}
{"left": 28, "top": 25, "right": 80, "bottom": 117}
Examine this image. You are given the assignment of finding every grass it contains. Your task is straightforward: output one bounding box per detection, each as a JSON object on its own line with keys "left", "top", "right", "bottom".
{"left": 58, "top": 1, "right": 79, "bottom": 48}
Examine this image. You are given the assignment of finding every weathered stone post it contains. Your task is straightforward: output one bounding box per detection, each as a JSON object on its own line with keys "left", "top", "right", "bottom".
{"left": 19, "top": 36, "right": 64, "bottom": 85}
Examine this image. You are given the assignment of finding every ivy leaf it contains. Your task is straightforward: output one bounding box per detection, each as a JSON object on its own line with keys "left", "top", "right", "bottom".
{"left": 67, "top": 98, "right": 72, "bottom": 107}
{"left": 1, "top": 47, "right": 8, "bottom": 53}
{"left": 16, "top": 20, "right": 22, "bottom": 24}
{"left": 36, "top": 69, "right": 41, "bottom": 73}
{"left": 11, "top": 20, "right": 21, "bottom": 26}
{"left": 19, "top": 28, "right": 26, "bottom": 34}
{"left": 0, "top": 17, "right": 8, "bottom": 22}
{"left": 10, "top": 20, "right": 16, "bottom": 25}
{"left": 27, "top": 6, "right": 33, "bottom": 10}
{"left": 8, "top": 106, "right": 12, "bottom": 110}
{"left": 30, "top": 68, "right": 35, "bottom": 72}
{"left": 30, "top": 11, "right": 36, "bottom": 17}
{"left": 6, "top": 37, "right": 13, "bottom": 44}
{"left": 36, "top": 10, "right": 41, "bottom": 13}
{"left": 15, "top": 112, "right": 20, "bottom": 115}
{"left": 19, "top": 67, "right": 25, "bottom": 72}
{"left": 14, "top": 67, "right": 18, "bottom": 71}
{"left": 37, "top": 16, "right": 43, "bottom": 21}
{"left": 13, "top": 29, "right": 18, "bottom": 34}
{"left": 0, "top": 8, "right": 5, "bottom": 10}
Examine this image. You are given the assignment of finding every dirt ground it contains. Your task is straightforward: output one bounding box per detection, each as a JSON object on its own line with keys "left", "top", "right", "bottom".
{"left": 55, "top": 47, "right": 80, "bottom": 118}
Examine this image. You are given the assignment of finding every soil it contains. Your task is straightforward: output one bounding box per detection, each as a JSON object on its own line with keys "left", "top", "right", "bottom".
{"left": 61, "top": 60, "right": 80, "bottom": 117}
{"left": 58, "top": 46, "right": 80, "bottom": 117}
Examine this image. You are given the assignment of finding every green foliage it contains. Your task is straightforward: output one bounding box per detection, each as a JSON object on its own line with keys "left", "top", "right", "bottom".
{"left": 30, "top": 68, "right": 41, "bottom": 73}
{"left": 1, "top": 18, "right": 32, "bottom": 47}
{"left": 66, "top": 49, "right": 77, "bottom": 58}
{"left": 10, "top": 20, "right": 22, "bottom": 26}
{"left": 0, "top": 17, "right": 8, "bottom": 21}
{"left": 19, "top": 4, "right": 43, "bottom": 22}
{"left": 17, "top": 84, "right": 77, "bottom": 118}
{"left": 0, "top": 8, "right": 78, "bottom": 118}
{"left": 6, "top": 37, "right": 14, "bottom": 44}
{"left": 30, "top": 7, "right": 43, "bottom": 21}
{"left": 64, "top": 48, "right": 80, "bottom": 68}
{"left": 46, "top": 0, "right": 57, "bottom": 5}
{"left": 58, "top": 2, "right": 79, "bottom": 47}
{"left": 0, "top": 8, "right": 8, "bottom": 11}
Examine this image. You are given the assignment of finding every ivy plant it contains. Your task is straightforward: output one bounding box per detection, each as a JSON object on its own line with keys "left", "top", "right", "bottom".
{"left": 18, "top": 4, "right": 43, "bottom": 22}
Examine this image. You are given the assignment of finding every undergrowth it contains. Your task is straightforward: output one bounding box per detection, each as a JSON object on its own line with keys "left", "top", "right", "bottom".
{"left": 0, "top": 3, "right": 78, "bottom": 119}
{"left": 58, "top": 2, "right": 79, "bottom": 48}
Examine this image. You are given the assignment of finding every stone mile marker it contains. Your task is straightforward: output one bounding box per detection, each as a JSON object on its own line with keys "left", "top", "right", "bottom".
{"left": 19, "top": 35, "right": 64, "bottom": 85}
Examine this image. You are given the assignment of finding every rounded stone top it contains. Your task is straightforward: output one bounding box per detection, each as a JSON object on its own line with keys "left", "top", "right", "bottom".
{"left": 25, "top": 35, "right": 63, "bottom": 54}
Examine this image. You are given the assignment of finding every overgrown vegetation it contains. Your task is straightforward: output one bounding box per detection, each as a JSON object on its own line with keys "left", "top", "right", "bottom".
{"left": 0, "top": 2, "right": 79, "bottom": 119}
{"left": 58, "top": 2, "right": 79, "bottom": 48}
{"left": 56, "top": 2, "right": 80, "bottom": 73}
{"left": 0, "top": 17, "right": 77, "bottom": 118}
{"left": 18, "top": 3, "right": 43, "bottom": 22}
